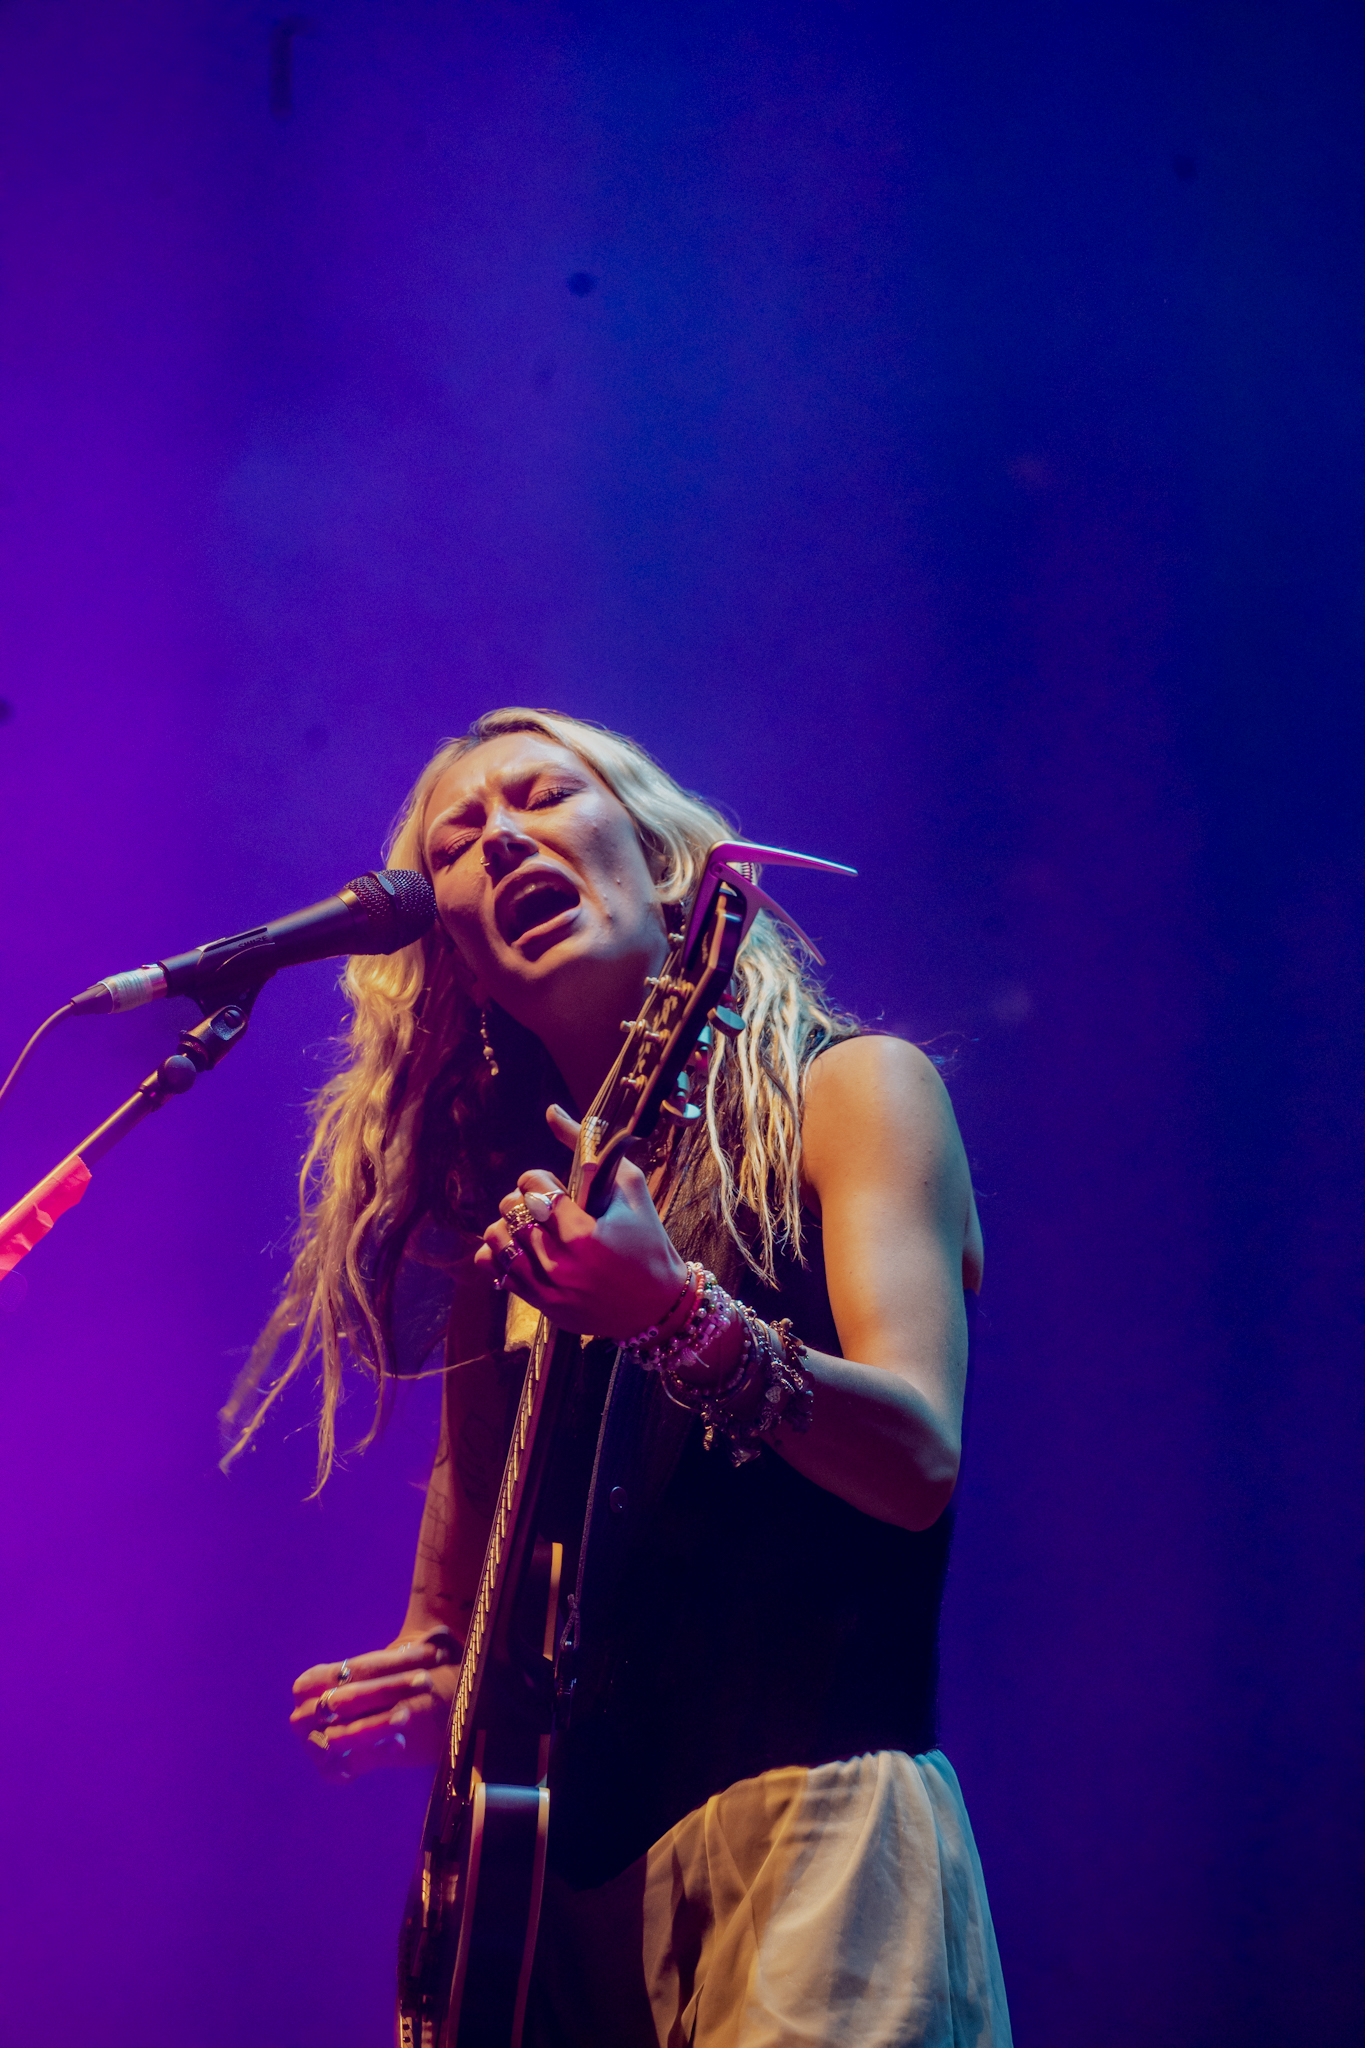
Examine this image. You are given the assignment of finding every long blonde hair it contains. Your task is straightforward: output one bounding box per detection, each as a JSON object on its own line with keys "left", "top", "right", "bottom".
{"left": 221, "top": 709, "right": 856, "bottom": 1487}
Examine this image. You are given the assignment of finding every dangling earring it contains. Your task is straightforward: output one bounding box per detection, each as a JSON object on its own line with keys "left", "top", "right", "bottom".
{"left": 479, "top": 1006, "right": 500, "bottom": 1079}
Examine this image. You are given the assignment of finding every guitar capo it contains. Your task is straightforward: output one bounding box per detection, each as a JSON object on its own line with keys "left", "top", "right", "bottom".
{"left": 682, "top": 840, "right": 857, "bottom": 966}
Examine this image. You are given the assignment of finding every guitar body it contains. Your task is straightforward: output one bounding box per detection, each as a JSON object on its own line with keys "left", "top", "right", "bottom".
{"left": 396, "top": 1321, "right": 581, "bottom": 2048}
{"left": 397, "top": 1782, "right": 548, "bottom": 2048}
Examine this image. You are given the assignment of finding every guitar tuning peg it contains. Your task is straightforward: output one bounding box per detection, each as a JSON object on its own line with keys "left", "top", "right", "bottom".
{"left": 662, "top": 1068, "right": 701, "bottom": 1122}
{"left": 687, "top": 1026, "right": 713, "bottom": 1074}
{"left": 709, "top": 1004, "right": 745, "bottom": 1037}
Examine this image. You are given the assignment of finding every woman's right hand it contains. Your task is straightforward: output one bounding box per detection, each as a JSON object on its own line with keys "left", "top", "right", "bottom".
{"left": 290, "top": 1626, "right": 460, "bottom": 1783}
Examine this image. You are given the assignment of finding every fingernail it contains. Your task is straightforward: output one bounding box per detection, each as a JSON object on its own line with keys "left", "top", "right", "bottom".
{"left": 390, "top": 1703, "right": 412, "bottom": 1726}
{"left": 409, "top": 1671, "right": 433, "bottom": 1692}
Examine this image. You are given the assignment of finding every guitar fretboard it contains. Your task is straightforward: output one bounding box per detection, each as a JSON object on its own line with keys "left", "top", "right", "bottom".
{"left": 445, "top": 1309, "right": 551, "bottom": 1778}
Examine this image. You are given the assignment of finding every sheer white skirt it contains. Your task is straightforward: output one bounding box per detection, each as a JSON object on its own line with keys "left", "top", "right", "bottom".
{"left": 533, "top": 1750, "right": 1012, "bottom": 2048}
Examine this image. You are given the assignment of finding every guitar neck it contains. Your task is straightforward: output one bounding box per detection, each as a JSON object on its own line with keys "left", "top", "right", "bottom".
{"left": 441, "top": 1316, "right": 557, "bottom": 1791}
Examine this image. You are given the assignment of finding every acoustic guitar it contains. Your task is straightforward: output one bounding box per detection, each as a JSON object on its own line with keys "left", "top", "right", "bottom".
{"left": 394, "top": 839, "right": 852, "bottom": 2048}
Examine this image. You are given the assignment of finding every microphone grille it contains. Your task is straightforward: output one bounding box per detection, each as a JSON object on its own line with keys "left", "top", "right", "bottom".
{"left": 345, "top": 869, "right": 438, "bottom": 953}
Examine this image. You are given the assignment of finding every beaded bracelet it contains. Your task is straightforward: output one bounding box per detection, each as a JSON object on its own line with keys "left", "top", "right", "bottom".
{"left": 703, "top": 1308, "right": 813, "bottom": 1467}
{"left": 620, "top": 1261, "right": 722, "bottom": 1372}
{"left": 623, "top": 1266, "right": 814, "bottom": 1468}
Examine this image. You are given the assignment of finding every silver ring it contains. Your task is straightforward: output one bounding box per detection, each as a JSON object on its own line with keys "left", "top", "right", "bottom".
{"left": 316, "top": 1687, "right": 339, "bottom": 1727}
{"left": 338, "top": 1659, "right": 352, "bottom": 1684}
{"left": 498, "top": 1239, "right": 523, "bottom": 1272}
{"left": 525, "top": 1188, "right": 564, "bottom": 1224}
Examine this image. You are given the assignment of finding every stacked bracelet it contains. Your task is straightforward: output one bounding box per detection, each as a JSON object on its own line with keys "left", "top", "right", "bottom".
{"left": 622, "top": 1267, "right": 814, "bottom": 1468}
{"left": 620, "top": 1262, "right": 722, "bottom": 1372}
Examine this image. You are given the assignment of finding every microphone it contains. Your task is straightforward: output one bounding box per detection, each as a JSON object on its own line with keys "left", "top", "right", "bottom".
{"left": 70, "top": 869, "right": 438, "bottom": 1015}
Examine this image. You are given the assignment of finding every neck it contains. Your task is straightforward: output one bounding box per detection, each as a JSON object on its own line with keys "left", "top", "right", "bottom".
{"left": 532, "top": 975, "right": 647, "bottom": 1114}
{"left": 522, "top": 931, "right": 671, "bottom": 1114}
{"left": 551, "top": 1022, "right": 631, "bottom": 1117}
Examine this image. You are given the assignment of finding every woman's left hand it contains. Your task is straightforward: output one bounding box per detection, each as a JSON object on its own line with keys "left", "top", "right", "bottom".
{"left": 474, "top": 1103, "right": 687, "bottom": 1339}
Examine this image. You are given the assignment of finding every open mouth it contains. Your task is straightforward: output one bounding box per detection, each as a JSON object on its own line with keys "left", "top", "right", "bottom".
{"left": 499, "top": 873, "right": 582, "bottom": 946}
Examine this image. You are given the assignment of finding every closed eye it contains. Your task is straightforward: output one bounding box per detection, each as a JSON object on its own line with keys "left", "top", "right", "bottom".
{"left": 528, "top": 783, "right": 579, "bottom": 812}
{"left": 429, "top": 833, "right": 477, "bottom": 869}
{"left": 428, "top": 782, "right": 582, "bottom": 868}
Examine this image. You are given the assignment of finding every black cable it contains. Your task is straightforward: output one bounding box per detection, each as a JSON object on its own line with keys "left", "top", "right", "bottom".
{"left": 0, "top": 1003, "right": 74, "bottom": 1117}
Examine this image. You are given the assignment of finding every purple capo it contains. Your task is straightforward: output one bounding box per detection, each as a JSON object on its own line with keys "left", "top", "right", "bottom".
{"left": 683, "top": 840, "right": 857, "bottom": 965}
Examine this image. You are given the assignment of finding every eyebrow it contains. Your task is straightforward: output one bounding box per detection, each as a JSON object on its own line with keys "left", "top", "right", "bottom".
{"left": 426, "top": 800, "right": 480, "bottom": 836}
{"left": 424, "top": 764, "right": 588, "bottom": 842}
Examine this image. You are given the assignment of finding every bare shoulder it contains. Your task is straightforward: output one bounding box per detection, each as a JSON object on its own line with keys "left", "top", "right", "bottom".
{"left": 803, "top": 1034, "right": 958, "bottom": 1155}
{"left": 802, "top": 1037, "right": 981, "bottom": 1281}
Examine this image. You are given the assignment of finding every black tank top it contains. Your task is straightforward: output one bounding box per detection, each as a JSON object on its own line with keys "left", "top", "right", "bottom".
{"left": 546, "top": 1219, "right": 955, "bottom": 1890}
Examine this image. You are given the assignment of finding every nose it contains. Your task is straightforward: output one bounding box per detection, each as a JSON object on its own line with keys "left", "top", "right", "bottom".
{"left": 481, "top": 808, "right": 538, "bottom": 883}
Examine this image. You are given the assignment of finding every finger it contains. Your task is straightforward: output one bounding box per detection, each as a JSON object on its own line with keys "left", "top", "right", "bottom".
{"left": 477, "top": 1244, "right": 527, "bottom": 1295}
{"left": 498, "top": 1189, "right": 575, "bottom": 1272}
{"left": 488, "top": 1219, "right": 518, "bottom": 1258}
{"left": 292, "top": 1631, "right": 458, "bottom": 1701}
{"left": 308, "top": 1700, "right": 437, "bottom": 1780}
{"left": 546, "top": 1102, "right": 611, "bottom": 1212}
{"left": 610, "top": 1156, "right": 658, "bottom": 1213}
{"left": 290, "top": 1668, "right": 440, "bottom": 1732}
{"left": 546, "top": 1103, "right": 581, "bottom": 1147}
{"left": 515, "top": 1172, "right": 577, "bottom": 1233}
{"left": 521, "top": 1177, "right": 597, "bottom": 1251}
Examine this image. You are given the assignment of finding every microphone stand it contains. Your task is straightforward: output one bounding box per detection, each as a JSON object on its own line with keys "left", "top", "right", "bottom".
{"left": 0, "top": 985, "right": 266, "bottom": 1281}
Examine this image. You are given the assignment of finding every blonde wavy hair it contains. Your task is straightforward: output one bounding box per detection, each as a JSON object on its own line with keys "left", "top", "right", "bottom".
{"left": 221, "top": 708, "right": 856, "bottom": 1487}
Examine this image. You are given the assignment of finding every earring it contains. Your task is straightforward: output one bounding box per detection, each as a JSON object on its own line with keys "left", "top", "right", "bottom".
{"left": 479, "top": 1006, "right": 500, "bottom": 1079}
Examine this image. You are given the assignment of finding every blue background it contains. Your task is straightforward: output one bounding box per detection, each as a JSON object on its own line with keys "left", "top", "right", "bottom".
{"left": 0, "top": 4, "right": 1361, "bottom": 2042}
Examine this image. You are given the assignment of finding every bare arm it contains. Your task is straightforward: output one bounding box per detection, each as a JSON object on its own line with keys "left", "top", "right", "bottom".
{"left": 770, "top": 1034, "right": 981, "bottom": 1529}
{"left": 400, "top": 1320, "right": 511, "bottom": 1645}
{"left": 480, "top": 1037, "right": 982, "bottom": 1535}
{"left": 289, "top": 1269, "right": 515, "bottom": 1779}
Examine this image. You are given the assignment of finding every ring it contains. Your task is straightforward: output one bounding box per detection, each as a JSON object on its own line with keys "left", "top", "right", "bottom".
{"left": 498, "top": 1238, "right": 523, "bottom": 1272}
{"left": 316, "top": 1687, "right": 339, "bottom": 1727}
{"left": 338, "top": 1659, "right": 353, "bottom": 1685}
{"left": 505, "top": 1198, "right": 535, "bottom": 1236}
{"left": 525, "top": 1188, "right": 564, "bottom": 1224}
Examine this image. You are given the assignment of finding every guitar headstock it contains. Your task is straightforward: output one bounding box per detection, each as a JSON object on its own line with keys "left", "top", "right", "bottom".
{"left": 571, "top": 838, "right": 854, "bottom": 1216}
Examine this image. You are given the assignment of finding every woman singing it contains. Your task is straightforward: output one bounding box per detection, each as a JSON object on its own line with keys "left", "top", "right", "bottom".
{"left": 231, "top": 708, "right": 1011, "bottom": 2045}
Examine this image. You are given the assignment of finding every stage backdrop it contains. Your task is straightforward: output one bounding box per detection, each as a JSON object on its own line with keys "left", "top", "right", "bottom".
{"left": 1, "top": 4, "right": 1361, "bottom": 2043}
